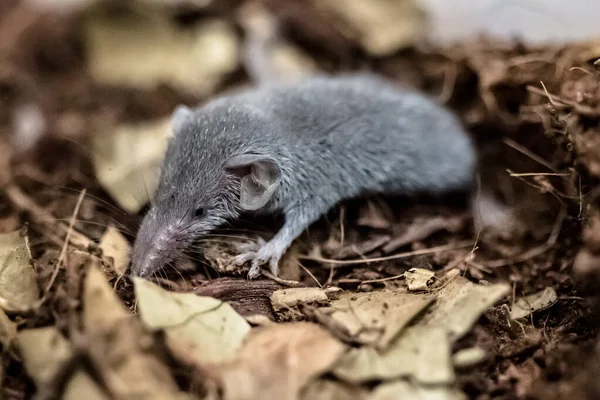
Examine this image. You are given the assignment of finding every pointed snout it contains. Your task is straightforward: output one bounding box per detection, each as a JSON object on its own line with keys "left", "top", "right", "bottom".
{"left": 131, "top": 222, "right": 182, "bottom": 278}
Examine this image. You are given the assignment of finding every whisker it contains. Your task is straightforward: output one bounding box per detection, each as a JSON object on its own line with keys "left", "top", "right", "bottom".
{"left": 44, "top": 218, "right": 135, "bottom": 237}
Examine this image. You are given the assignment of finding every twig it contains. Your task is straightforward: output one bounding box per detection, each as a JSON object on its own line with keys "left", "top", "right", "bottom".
{"left": 503, "top": 138, "right": 559, "bottom": 173}
{"left": 527, "top": 84, "right": 600, "bottom": 117}
{"left": 297, "top": 261, "right": 322, "bottom": 287}
{"left": 6, "top": 184, "right": 92, "bottom": 249}
{"left": 508, "top": 172, "right": 571, "bottom": 177}
{"left": 40, "top": 189, "right": 86, "bottom": 301}
{"left": 299, "top": 240, "right": 473, "bottom": 267}
{"left": 360, "top": 274, "right": 405, "bottom": 284}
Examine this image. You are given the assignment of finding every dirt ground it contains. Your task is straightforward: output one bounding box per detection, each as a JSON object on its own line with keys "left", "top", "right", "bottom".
{"left": 2, "top": 1, "right": 600, "bottom": 399}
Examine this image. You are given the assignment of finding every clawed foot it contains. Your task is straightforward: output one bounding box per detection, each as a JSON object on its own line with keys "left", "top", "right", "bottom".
{"left": 233, "top": 239, "right": 283, "bottom": 279}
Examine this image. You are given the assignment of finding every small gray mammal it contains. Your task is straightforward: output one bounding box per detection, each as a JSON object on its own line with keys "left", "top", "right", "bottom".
{"left": 130, "top": 74, "right": 477, "bottom": 279}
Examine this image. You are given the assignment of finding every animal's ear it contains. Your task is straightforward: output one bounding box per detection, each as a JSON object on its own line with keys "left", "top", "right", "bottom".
{"left": 225, "top": 154, "right": 282, "bottom": 211}
{"left": 171, "top": 105, "right": 192, "bottom": 134}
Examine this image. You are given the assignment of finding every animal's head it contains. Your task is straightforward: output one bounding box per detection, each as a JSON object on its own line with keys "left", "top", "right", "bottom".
{"left": 130, "top": 105, "right": 282, "bottom": 278}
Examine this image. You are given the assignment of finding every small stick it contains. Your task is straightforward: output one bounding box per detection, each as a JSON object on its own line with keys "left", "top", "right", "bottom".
{"left": 41, "top": 189, "right": 87, "bottom": 301}
{"left": 299, "top": 240, "right": 473, "bottom": 267}
{"left": 503, "top": 138, "right": 559, "bottom": 173}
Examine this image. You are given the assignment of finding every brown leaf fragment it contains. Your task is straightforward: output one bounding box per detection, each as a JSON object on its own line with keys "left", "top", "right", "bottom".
{"left": 315, "top": 0, "right": 425, "bottom": 56}
{"left": 214, "top": 322, "right": 346, "bottom": 400}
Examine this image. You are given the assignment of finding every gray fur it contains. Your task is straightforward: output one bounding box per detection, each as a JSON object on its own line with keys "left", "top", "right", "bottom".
{"left": 130, "top": 74, "right": 476, "bottom": 278}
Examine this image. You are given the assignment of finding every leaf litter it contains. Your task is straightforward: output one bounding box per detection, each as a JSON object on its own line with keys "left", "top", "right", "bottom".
{"left": 0, "top": 227, "right": 39, "bottom": 310}
{"left": 2, "top": 0, "right": 600, "bottom": 398}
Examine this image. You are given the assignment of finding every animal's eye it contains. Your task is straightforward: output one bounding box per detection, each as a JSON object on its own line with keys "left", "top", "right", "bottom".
{"left": 194, "top": 207, "right": 206, "bottom": 218}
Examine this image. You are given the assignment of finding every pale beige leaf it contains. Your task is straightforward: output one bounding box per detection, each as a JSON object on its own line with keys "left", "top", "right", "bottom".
{"left": 270, "top": 287, "right": 331, "bottom": 312}
{"left": 301, "top": 379, "right": 368, "bottom": 400}
{"left": 316, "top": 0, "right": 425, "bottom": 56}
{"left": 0, "top": 228, "right": 39, "bottom": 310}
{"left": 17, "top": 327, "right": 73, "bottom": 389}
{"left": 420, "top": 277, "right": 510, "bottom": 342}
{"left": 84, "top": 6, "right": 238, "bottom": 94}
{"left": 370, "top": 380, "right": 466, "bottom": 400}
{"left": 99, "top": 225, "right": 131, "bottom": 276}
{"left": 217, "top": 322, "right": 346, "bottom": 400}
{"left": 453, "top": 347, "right": 486, "bottom": 369}
{"left": 333, "top": 326, "right": 452, "bottom": 385}
{"left": 404, "top": 268, "right": 435, "bottom": 291}
{"left": 134, "top": 278, "right": 251, "bottom": 365}
{"left": 0, "top": 309, "right": 16, "bottom": 351}
{"left": 321, "top": 291, "right": 433, "bottom": 348}
{"left": 510, "top": 287, "right": 558, "bottom": 320}
{"left": 63, "top": 371, "right": 110, "bottom": 400}
{"left": 92, "top": 118, "right": 171, "bottom": 213}
{"left": 83, "top": 257, "right": 129, "bottom": 330}
{"left": 85, "top": 266, "right": 185, "bottom": 399}
{"left": 332, "top": 277, "right": 508, "bottom": 385}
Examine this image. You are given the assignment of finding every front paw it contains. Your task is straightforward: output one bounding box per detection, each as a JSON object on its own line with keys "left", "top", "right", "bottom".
{"left": 233, "top": 245, "right": 283, "bottom": 279}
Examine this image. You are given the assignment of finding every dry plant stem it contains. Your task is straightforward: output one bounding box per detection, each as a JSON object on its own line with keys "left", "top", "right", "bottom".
{"left": 297, "top": 261, "right": 322, "bottom": 287}
{"left": 527, "top": 84, "right": 600, "bottom": 117}
{"left": 41, "top": 189, "right": 86, "bottom": 301}
{"left": 299, "top": 240, "right": 473, "bottom": 267}
{"left": 383, "top": 215, "right": 464, "bottom": 254}
{"left": 486, "top": 205, "right": 566, "bottom": 268}
{"left": 503, "top": 138, "right": 560, "bottom": 174}
{"left": 6, "top": 184, "right": 92, "bottom": 248}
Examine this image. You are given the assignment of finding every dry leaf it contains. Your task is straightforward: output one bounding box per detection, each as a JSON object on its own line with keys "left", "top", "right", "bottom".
{"left": 370, "top": 380, "right": 466, "bottom": 400}
{"left": 332, "top": 277, "right": 508, "bottom": 385}
{"left": 270, "top": 287, "right": 333, "bottom": 312}
{"left": 0, "top": 228, "right": 39, "bottom": 310}
{"left": 17, "top": 327, "right": 73, "bottom": 390}
{"left": 99, "top": 225, "right": 131, "bottom": 276}
{"left": 301, "top": 379, "right": 368, "bottom": 400}
{"left": 404, "top": 268, "right": 435, "bottom": 291}
{"left": 419, "top": 277, "right": 510, "bottom": 342}
{"left": 134, "top": 278, "right": 251, "bottom": 365}
{"left": 240, "top": 3, "right": 317, "bottom": 84}
{"left": 19, "top": 326, "right": 108, "bottom": 400}
{"left": 319, "top": 291, "right": 433, "bottom": 348}
{"left": 334, "top": 326, "right": 452, "bottom": 385}
{"left": 92, "top": 118, "right": 171, "bottom": 213}
{"left": 63, "top": 372, "right": 110, "bottom": 400}
{"left": 215, "top": 322, "right": 346, "bottom": 400}
{"left": 316, "top": 0, "right": 424, "bottom": 56}
{"left": 510, "top": 287, "right": 558, "bottom": 320}
{"left": 83, "top": 261, "right": 129, "bottom": 330}
{"left": 84, "top": 6, "right": 238, "bottom": 94}
{"left": 84, "top": 266, "right": 185, "bottom": 399}
{"left": 453, "top": 347, "right": 486, "bottom": 369}
{"left": 0, "top": 309, "right": 16, "bottom": 352}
